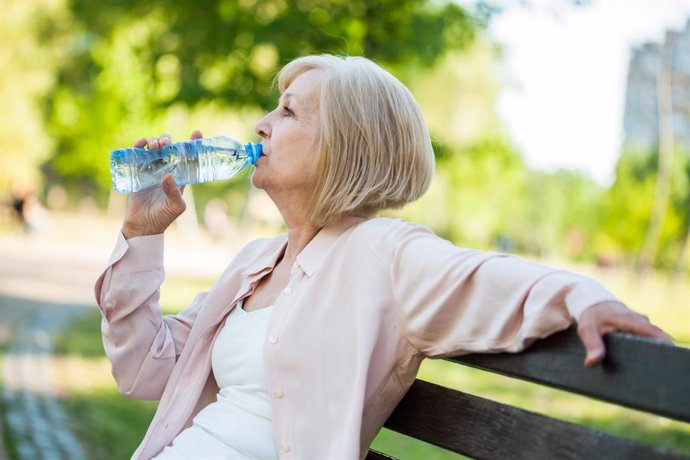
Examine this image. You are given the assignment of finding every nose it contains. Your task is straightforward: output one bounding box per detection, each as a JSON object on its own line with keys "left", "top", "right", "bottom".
{"left": 255, "top": 112, "right": 271, "bottom": 139}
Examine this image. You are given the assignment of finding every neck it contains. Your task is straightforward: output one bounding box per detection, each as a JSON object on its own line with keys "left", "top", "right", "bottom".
{"left": 263, "top": 187, "right": 324, "bottom": 262}
{"left": 267, "top": 192, "right": 320, "bottom": 262}
{"left": 283, "top": 224, "right": 320, "bottom": 262}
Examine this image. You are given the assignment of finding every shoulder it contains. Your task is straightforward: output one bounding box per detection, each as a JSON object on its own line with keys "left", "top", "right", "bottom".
{"left": 348, "top": 217, "right": 444, "bottom": 259}
{"left": 352, "top": 217, "right": 437, "bottom": 242}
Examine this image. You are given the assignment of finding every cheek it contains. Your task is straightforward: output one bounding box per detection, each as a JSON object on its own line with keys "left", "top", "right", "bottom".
{"left": 299, "top": 156, "right": 319, "bottom": 185}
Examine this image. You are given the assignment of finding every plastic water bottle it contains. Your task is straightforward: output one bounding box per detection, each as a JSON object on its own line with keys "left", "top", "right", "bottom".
{"left": 110, "top": 136, "right": 263, "bottom": 193}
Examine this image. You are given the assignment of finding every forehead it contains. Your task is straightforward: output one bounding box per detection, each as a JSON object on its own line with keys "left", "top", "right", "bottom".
{"left": 282, "top": 69, "right": 326, "bottom": 104}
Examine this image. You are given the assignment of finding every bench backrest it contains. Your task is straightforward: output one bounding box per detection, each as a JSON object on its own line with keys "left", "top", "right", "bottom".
{"left": 368, "top": 327, "right": 690, "bottom": 460}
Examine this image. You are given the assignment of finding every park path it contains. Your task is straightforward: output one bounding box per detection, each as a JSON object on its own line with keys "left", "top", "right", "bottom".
{"left": 0, "top": 298, "right": 87, "bottom": 460}
{"left": 0, "top": 231, "right": 102, "bottom": 460}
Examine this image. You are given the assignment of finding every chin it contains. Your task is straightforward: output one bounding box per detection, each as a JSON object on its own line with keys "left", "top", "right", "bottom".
{"left": 250, "top": 171, "right": 266, "bottom": 190}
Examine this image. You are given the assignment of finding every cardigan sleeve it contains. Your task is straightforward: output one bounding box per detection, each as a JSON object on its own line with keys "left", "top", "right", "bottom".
{"left": 387, "top": 221, "right": 621, "bottom": 358}
{"left": 94, "top": 232, "right": 206, "bottom": 400}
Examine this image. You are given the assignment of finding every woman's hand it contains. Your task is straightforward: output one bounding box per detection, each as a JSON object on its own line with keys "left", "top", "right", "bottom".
{"left": 577, "top": 301, "right": 673, "bottom": 367}
{"left": 121, "top": 131, "right": 203, "bottom": 239}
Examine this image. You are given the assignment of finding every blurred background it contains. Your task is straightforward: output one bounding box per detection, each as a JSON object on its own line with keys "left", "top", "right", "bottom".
{"left": 0, "top": 0, "right": 689, "bottom": 458}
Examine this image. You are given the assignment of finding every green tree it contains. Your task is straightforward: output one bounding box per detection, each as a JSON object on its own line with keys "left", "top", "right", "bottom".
{"left": 597, "top": 147, "right": 687, "bottom": 269}
{"left": 522, "top": 169, "right": 604, "bottom": 260}
{"left": 431, "top": 133, "right": 528, "bottom": 248}
{"left": 40, "top": 0, "right": 483, "bottom": 201}
{"left": 64, "top": 0, "right": 479, "bottom": 109}
{"left": 44, "top": 15, "right": 173, "bottom": 200}
{"left": 0, "top": 0, "right": 66, "bottom": 194}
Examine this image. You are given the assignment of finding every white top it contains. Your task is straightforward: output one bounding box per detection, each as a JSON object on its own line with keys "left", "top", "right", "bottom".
{"left": 154, "top": 302, "right": 277, "bottom": 460}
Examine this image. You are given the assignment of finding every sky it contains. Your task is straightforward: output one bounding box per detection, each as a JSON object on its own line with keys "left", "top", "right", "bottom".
{"left": 481, "top": 0, "right": 690, "bottom": 185}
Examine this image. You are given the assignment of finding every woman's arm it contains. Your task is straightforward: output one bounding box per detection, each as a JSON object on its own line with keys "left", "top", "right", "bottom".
{"left": 95, "top": 232, "right": 206, "bottom": 400}
{"left": 96, "top": 132, "right": 205, "bottom": 399}
{"left": 388, "top": 221, "right": 672, "bottom": 362}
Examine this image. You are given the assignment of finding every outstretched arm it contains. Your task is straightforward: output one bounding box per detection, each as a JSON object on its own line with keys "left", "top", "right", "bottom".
{"left": 387, "top": 220, "right": 673, "bottom": 361}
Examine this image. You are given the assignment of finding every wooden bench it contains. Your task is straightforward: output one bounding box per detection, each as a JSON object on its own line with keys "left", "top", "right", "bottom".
{"left": 367, "top": 327, "right": 690, "bottom": 459}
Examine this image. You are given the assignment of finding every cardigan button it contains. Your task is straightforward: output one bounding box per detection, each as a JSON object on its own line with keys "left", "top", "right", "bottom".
{"left": 283, "top": 286, "right": 293, "bottom": 295}
{"left": 280, "top": 444, "right": 290, "bottom": 454}
{"left": 268, "top": 335, "right": 278, "bottom": 344}
{"left": 274, "top": 389, "right": 284, "bottom": 399}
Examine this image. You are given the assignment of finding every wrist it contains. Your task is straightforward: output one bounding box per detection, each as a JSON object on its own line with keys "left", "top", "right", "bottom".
{"left": 121, "top": 223, "right": 162, "bottom": 239}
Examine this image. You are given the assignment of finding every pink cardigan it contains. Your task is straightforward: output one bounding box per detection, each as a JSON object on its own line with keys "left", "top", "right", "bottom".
{"left": 95, "top": 217, "right": 619, "bottom": 459}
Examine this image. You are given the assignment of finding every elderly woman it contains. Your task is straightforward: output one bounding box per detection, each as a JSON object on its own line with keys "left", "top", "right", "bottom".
{"left": 95, "top": 55, "right": 670, "bottom": 460}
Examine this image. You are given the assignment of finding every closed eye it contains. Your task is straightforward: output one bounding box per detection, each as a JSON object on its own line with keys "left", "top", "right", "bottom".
{"left": 281, "top": 105, "right": 294, "bottom": 117}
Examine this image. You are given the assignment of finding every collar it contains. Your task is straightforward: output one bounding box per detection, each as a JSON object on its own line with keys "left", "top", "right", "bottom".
{"left": 241, "top": 235, "right": 288, "bottom": 277}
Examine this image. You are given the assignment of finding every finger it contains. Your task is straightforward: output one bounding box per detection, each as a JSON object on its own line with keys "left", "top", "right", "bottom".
{"left": 160, "top": 133, "right": 172, "bottom": 147}
{"left": 161, "top": 175, "right": 185, "bottom": 209}
{"left": 657, "top": 329, "right": 675, "bottom": 344}
{"left": 162, "top": 174, "right": 178, "bottom": 194}
{"left": 149, "top": 137, "right": 160, "bottom": 149}
{"left": 191, "top": 130, "right": 203, "bottom": 140}
{"left": 618, "top": 316, "right": 674, "bottom": 344}
{"left": 134, "top": 137, "right": 148, "bottom": 148}
{"left": 577, "top": 323, "right": 606, "bottom": 367}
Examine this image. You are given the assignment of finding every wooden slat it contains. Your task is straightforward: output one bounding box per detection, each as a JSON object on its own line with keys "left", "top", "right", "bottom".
{"left": 384, "top": 379, "right": 688, "bottom": 460}
{"left": 449, "top": 327, "right": 690, "bottom": 423}
{"left": 365, "top": 450, "right": 398, "bottom": 460}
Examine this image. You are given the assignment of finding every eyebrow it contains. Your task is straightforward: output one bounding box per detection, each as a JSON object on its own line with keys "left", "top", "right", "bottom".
{"left": 280, "top": 91, "right": 314, "bottom": 114}
{"left": 280, "top": 93, "right": 299, "bottom": 105}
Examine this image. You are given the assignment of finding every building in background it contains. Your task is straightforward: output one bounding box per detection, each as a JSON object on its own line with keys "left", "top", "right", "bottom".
{"left": 623, "top": 18, "right": 690, "bottom": 150}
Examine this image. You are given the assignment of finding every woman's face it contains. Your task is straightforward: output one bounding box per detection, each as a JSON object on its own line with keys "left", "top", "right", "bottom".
{"left": 252, "top": 69, "right": 324, "bottom": 205}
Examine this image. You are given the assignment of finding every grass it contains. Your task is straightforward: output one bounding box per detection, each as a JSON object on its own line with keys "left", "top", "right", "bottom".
{"left": 48, "top": 269, "right": 690, "bottom": 459}
{"left": 48, "top": 274, "right": 216, "bottom": 459}
{"left": 62, "top": 389, "right": 158, "bottom": 460}
{"left": 415, "top": 359, "right": 690, "bottom": 455}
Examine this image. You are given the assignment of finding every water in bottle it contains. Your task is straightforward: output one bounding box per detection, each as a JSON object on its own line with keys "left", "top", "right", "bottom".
{"left": 110, "top": 136, "right": 263, "bottom": 194}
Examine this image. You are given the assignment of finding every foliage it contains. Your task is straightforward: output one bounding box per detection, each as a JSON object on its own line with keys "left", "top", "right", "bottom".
{"left": 44, "top": 15, "right": 173, "bottom": 201}
{"left": 63, "top": 0, "right": 479, "bottom": 110}
{"left": 521, "top": 169, "right": 604, "bottom": 260}
{"left": 36, "top": 0, "right": 482, "bottom": 204}
{"left": 0, "top": 0, "right": 64, "bottom": 193}
{"left": 6, "top": 0, "right": 690, "bottom": 272}
{"left": 440, "top": 133, "right": 528, "bottom": 247}
{"left": 597, "top": 146, "right": 689, "bottom": 269}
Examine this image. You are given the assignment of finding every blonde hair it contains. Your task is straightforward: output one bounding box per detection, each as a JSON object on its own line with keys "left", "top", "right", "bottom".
{"left": 277, "top": 55, "right": 435, "bottom": 227}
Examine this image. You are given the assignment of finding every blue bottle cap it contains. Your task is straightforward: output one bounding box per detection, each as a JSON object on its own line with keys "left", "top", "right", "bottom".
{"left": 245, "top": 143, "right": 263, "bottom": 164}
